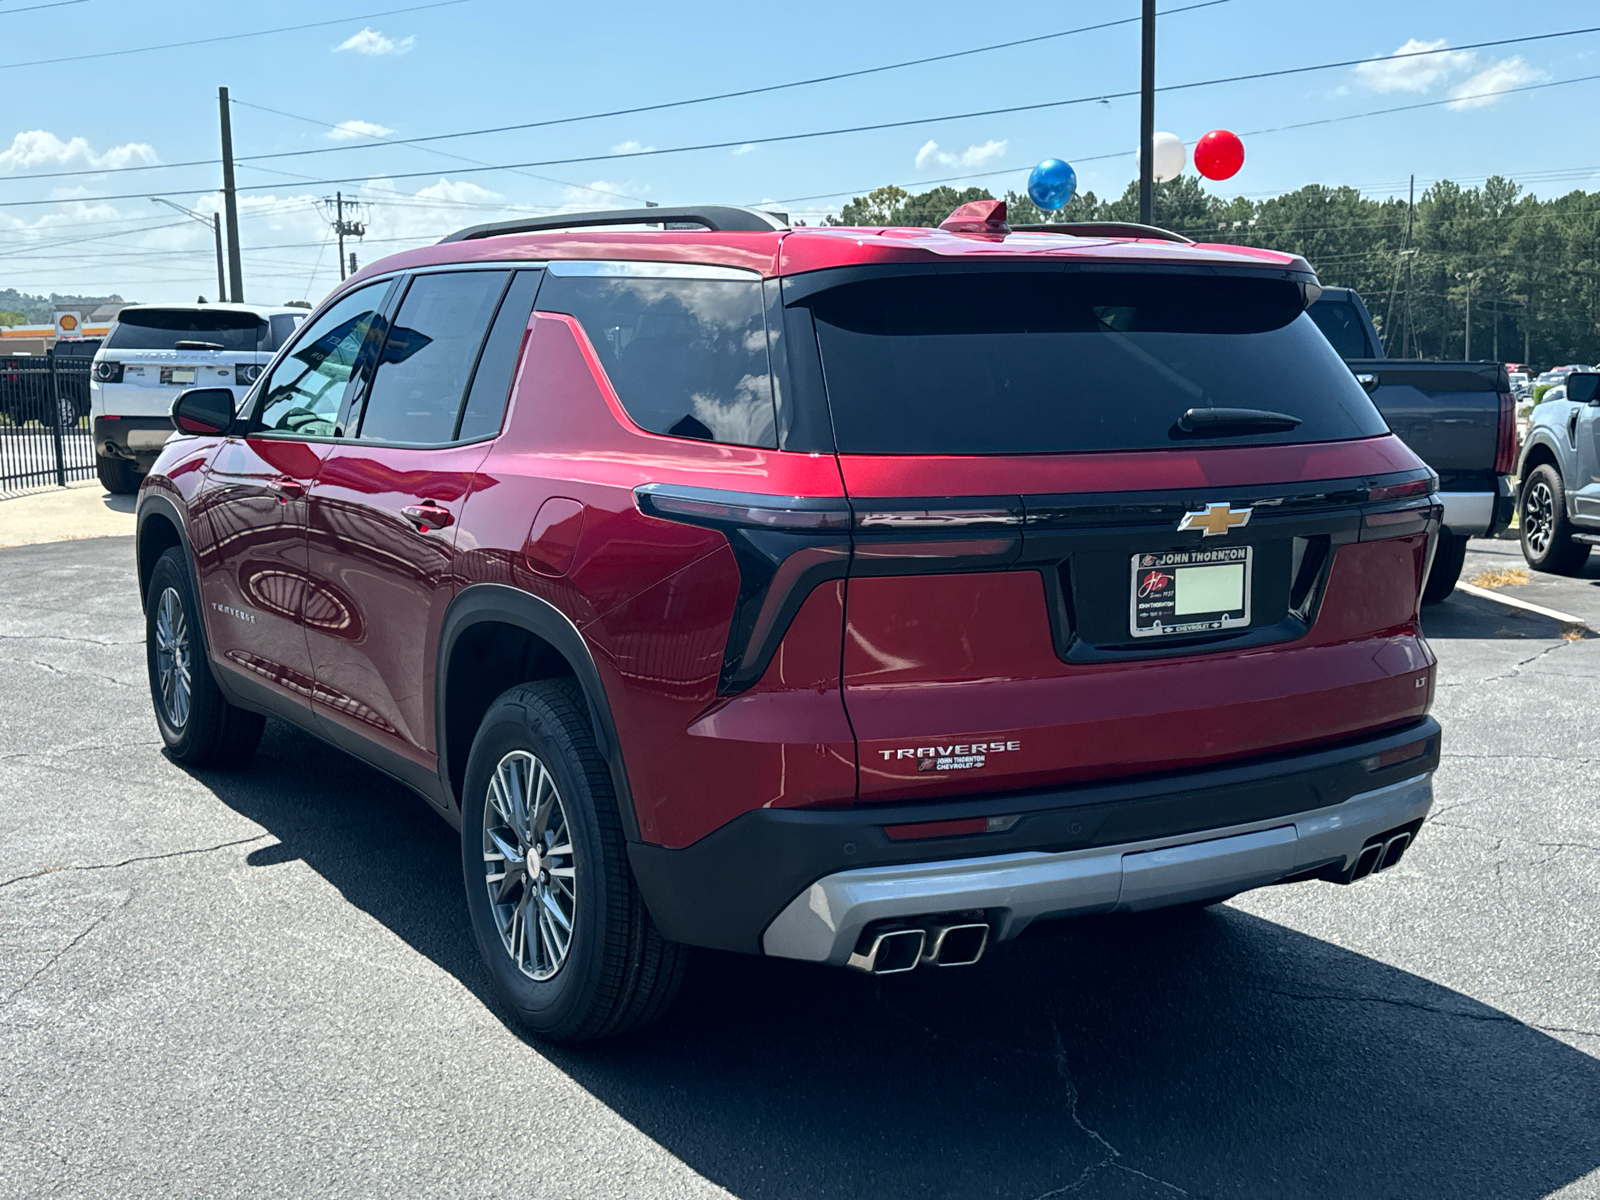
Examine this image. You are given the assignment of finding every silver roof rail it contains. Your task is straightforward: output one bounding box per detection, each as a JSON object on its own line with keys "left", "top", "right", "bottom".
{"left": 438, "top": 205, "right": 789, "bottom": 244}
{"left": 1010, "top": 221, "right": 1195, "bottom": 244}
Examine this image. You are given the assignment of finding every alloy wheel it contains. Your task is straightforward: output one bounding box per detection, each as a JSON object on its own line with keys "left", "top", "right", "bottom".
{"left": 1525, "top": 480, "right": 1555, "bottom": 556}
{"left": 482, "top": 749, "right": 577, "bottom": 981}
{"left": 153, "top": 586, "right": 192, "bottom": 729}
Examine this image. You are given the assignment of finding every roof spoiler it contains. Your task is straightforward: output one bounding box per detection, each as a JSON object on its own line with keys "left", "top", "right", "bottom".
{"left": 1010, "top": 221, "right": 1195, "bottom": 243}
{"left": 438, "top": 205, "right": 789, "bottom": 244}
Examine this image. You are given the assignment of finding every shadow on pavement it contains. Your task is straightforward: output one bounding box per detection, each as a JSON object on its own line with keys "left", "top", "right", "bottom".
{"left": 197, "top": 720, "right": 1600, "bottom": 1200}
{"left": 1422, "top": 592, "right": 1585, "bottom": 641}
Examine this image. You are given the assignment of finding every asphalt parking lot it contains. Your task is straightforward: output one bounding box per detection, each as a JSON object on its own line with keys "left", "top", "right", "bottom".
{"left": 2, "top": 535, "right": 1599, "bottom": 1199}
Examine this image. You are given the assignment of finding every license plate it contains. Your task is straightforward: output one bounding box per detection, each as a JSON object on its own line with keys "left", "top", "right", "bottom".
{"left": 160, "top": 367, "right": 196, "bottom": 385}
{"left": 1130, "top": 546, "right": 1252, "bottom": 638}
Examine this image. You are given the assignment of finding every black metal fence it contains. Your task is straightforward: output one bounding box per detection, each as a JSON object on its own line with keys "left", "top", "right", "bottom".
{"left": 0, "top": 351, "right": 96, "bottom": 497}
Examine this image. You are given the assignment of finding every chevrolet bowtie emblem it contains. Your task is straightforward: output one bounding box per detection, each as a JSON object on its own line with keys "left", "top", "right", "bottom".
{"left": 1177, "top": 502, "right": 1253, "bottom": 537}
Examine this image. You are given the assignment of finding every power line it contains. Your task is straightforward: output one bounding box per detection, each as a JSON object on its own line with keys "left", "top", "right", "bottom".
{"left": 0, "top": 0, "right": 468, "bottom": 71}
{"left": 0, "top": 0, "right": 1230, "bottom": 186}
{"left": 0, "top": 0, "right": 89, "bottom": 14}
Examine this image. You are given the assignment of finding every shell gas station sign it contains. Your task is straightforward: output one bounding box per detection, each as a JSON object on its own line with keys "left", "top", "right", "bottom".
{"left": 54, "top": 311, "right": 84, "bottom": 340}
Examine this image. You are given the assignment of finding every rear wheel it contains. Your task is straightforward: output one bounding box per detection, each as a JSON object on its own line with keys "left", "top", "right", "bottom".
{"left": 1520, "top": 464, "right": 1591, "bottom": 575}
{"left": 145, "top": 548, "right": 265, "bottom": 765}
{"left": 461, "top": 680, "right": 686, "bottom": 1042}
{"left": 1421, "top": 532, "right": 1468, "bottom": 604}
{"left": 96, "top": 454, "right": 140, "bottom": 495}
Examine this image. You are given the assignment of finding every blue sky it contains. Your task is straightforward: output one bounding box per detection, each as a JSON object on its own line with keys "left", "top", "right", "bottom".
{"left": 2, "top": 0, "right": 1597, "bottom": 304}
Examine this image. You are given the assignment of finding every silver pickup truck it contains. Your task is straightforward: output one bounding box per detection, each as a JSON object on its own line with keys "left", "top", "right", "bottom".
{"left": 1517, "top": 371, "right": 1600, "bottom": 574}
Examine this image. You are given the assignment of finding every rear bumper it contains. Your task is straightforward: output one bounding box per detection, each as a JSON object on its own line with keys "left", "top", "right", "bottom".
{"left": 628, "top": 717, "right": 1441, "bottom": 955}
{"left": 1440, "top": 477, "right": 1514, "bottom": 537}
{"left": 763, "top": 772, "right": 1432, "bottom": 965}
{"left": 94, "top": 416, "right": 173, "bottom": 460}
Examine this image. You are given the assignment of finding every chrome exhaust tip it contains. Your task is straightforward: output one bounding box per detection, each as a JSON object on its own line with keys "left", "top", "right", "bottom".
{"left": 846, "top": 927, "right": 926, "bottom": 975}
{"left": 1349, "top": 842, "right": 1384, "bottom": 881}
{"left": 1379, "top": 832, "right": 1411, "bottom": 871}
{"left": 920, "top": 922, "right": 990, "bottom": 968}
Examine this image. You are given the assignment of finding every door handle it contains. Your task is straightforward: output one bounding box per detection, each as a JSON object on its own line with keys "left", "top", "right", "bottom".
{"left": 268, "top": 477, "right": 306, "bottom": 502}
{"left": 401, "top": 502, "right": 454, "bottom": 532}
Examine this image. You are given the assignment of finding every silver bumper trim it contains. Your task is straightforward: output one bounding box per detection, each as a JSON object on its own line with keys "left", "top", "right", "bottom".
{"left": 761, "top": 773, "right": 1434, "bottom": 965}
{"left": 1439, "top": 491, "right": 1493, "bottom": 535}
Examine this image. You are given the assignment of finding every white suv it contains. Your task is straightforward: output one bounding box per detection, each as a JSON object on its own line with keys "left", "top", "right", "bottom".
{"left": 90, "top": 302, "right": 305, "bottom": 492}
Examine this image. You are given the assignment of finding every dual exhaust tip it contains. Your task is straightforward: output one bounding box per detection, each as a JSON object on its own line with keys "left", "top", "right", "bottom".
{"left": 846, "top": 920, "right": 991, "bottom": 975}
{"left": 1347, "top": 828, "right": 1413, "bottom": 883}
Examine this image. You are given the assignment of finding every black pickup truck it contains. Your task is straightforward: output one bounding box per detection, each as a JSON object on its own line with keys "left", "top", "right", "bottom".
{"left": 1309, "top": 286, "right": 1516, "bottom": 601}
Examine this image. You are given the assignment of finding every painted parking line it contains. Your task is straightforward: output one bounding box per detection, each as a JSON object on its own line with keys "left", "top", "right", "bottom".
{"left": 1456, "top": 581, "right": 1587, "bottom": 627}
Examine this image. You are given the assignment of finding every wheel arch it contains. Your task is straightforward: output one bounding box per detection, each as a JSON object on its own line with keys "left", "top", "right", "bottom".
{"left": 1517, "top": 435, "right": 1563, "bottom": 490}
{"left": 436, "top": 584, "right": 640, "bottom": 841}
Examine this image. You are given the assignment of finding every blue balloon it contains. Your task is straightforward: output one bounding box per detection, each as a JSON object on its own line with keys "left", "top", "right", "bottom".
{"left": 1027, "top": 159, "right": 1077, "bottom": 211}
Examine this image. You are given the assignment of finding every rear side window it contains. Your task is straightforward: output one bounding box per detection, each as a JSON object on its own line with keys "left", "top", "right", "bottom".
{"left": 357, "top": 271, "right": 509, "bottom": 444}
{"left": 807, "top": 272, "right": 1388, "bottom": 455}
{"left": 106, "top": 308, "right": 267, "bottom": 352}
{"left": 1308, "top": 298, "right": 1375, "bottom": 359}
{"left": 537, "top": 268, "right": 776, "bottom": 448}
{"left": 456, "top": 270, "right": 541, "bottom": 442}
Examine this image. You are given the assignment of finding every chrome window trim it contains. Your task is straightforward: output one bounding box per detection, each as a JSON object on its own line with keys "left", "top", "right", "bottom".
{"left": 545, "top": 260, "right": 761, "bottom": 281}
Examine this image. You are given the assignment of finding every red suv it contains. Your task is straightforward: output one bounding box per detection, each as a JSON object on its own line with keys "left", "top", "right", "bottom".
{"left": 136, "top": 202, "right": 1442, "bottom": 1041}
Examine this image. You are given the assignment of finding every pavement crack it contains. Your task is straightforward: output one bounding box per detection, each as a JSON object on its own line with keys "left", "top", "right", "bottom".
{"left": 0, "top": 834, "right": 269, "bottom": 890}
{"left": 0, "top": 633, "right": 142, "bottom": 647}
{"left": 1031, "top": 1022, "right": 1189, "bottom": 1199}
{"left": 0, "top": 894, "right": 130, "bottom": 1015}
{"left": 25, "top": 659, "right": 138, "bottom": 689}
{"left": 1438, "top": 638, "right": 1577, "bottom": 687}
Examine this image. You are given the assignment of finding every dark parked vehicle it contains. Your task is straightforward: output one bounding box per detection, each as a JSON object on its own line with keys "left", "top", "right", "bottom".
{"left": 137, "top": 203, "right": 1442, "bottom": 1041}
{"left": 1309, "top": 286, "right": 1516, "bottom": 601}
{"left": 1516, "top": 371, "right": 1600, "bottom": 573}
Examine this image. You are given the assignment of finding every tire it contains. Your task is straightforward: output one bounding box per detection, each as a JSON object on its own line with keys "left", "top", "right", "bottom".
{"left": 96, "top": 454, "right": 140, "bottom": 495}
{"left": 145, "top": 548, "right": 265, "bottom": 765}
{"left": 460, "top": 680, "right": 686, "bottom": 1042}
{"left": 1519, "top": 464, "right": 1591, "bottom": 575}
{"left": 1421, "top": 532, "right": 1468, "bottom": 604}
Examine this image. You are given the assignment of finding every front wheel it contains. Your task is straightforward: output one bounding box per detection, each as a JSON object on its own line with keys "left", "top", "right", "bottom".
{"left": 1422, "top": 532, "right": 1468, "bottom": 604}
{"left": 460, "top": 680, "right": 686, "bottom": 1042}
{"left": 145, "top": 548, "right": 265, "bottom": 765}
{"left": 1520, "top": 464, "right": 1591, "bottom": 575}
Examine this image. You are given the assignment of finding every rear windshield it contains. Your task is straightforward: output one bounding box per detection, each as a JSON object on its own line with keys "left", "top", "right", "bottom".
{"left": 807, "top": 272, "right": 1387, "bottom": 455}
{"left": 1308, "top": 297, "right": 1375, "bottom": 359}
{"left": 105, "top": 309, "right": 268, "bottom": 352}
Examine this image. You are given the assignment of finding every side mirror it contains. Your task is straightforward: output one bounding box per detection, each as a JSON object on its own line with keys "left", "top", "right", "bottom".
{"left": 1354, "top": 372, "right": 1380, "bottom": 393}
{"left": 171, "top": 387, "right": 235, "bottom": 435}
{"left": 1566, "top": 372, "right": 1600, "bottom": 406}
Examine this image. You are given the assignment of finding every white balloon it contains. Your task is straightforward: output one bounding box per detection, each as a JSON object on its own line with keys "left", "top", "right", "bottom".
{"left": 1145, "top": 131, "right": 1187, "bottom": 183}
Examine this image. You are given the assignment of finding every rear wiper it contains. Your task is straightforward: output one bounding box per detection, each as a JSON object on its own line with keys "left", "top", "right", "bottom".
{"left": 1175, "top": 407, "right": 1303, "bottom": 436}
{"left": 173, "top": 340, "right": 225, "bottom": 351}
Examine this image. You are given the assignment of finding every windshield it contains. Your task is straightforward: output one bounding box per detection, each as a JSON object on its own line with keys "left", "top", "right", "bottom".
{"left": 807, "top": 271, "right": 1388, "bottom": 455}
{"left": 105, "top": 309, "right": 268, "bottom": 352}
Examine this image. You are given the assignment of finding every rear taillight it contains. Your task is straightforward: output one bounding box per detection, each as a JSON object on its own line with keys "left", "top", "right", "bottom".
{"left": 92, "top": 360, "right": 123, "bottom": 383}
{"left": 236, "top": 363, "right": 266, "bottom": 385}
{"left": 1494, "top": 390, "right": 1517, "bottom": 475}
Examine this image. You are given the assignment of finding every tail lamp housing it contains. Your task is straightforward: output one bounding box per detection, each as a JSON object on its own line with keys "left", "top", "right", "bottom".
{"left": 92, "top": 360, "right": 123, "bottom": 383}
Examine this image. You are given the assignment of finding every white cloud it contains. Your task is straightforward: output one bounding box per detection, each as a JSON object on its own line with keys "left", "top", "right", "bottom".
{"left": 914, "top": 139, "right": 1007, "bottom": 170}
{"left": 610, "top": 140, "right": 655, "bottom": 155}
{"left": 1448, "top": 56, "right": 1546, "bottom": 109}
{"left": 1351, "top": 38, "right": 1475, "bottom": 94}
{"left": 334, "top": 27, "right": 415, "bottom": 55}
{"left": 0, "top": 130, "right": 158, "bottom": 172}
{"left": 732, "top": 143, "right": 757, "bottom": 156}
{"left": 559, "top": 179, "right": 646, "bottom": 209}
{"left": 327, "top": 119, "right": 394, "bottom": 141}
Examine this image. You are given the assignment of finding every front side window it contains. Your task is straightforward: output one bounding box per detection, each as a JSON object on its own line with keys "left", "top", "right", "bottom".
{"left": 1308, "top": 298, "right": 1375, "bottom": 360}
{"left": 253, "top": 282, "right": 389, "bottom": 438}
{"left": 537, "top": 268, "right": 775, "bottom": 447}
{"left": 356, "top": 271, "right": 510, "bottom": 445}
{"left": 106, "top": 308, "right": 266, "bottom": 352}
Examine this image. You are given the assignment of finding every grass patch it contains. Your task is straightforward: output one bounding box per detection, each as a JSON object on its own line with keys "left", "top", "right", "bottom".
{"left": 1470, "top": 567, "right": 1530, "bottom": 589}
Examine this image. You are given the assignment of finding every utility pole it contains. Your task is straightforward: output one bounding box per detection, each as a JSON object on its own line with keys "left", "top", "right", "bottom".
{"left": 326, "top": 192, "right": 366, "bottom": 282}
{"left": 1401, "top": 175, "right": 1415, "bottom": 358}
{"left": 1138, "top": 0, "right": 1155, "bottom": 225}
{"left": 1464, "top": 272, "right": 1473, "bottom": 359}
{"left": 218, "top": 86, "right": 243, "bottom": 302}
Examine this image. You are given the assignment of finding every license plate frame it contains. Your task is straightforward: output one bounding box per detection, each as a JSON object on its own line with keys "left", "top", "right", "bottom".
{"left": 1129, "top": 546, "right": 1252, "bottom": 639}
{"left": 160, "top": 367, "right": 196, "bottom": 385}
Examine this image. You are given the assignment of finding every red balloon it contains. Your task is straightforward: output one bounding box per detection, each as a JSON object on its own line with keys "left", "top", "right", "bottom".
{"left": 1194, "top": 129, "right": 1244, "bottom": 181}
